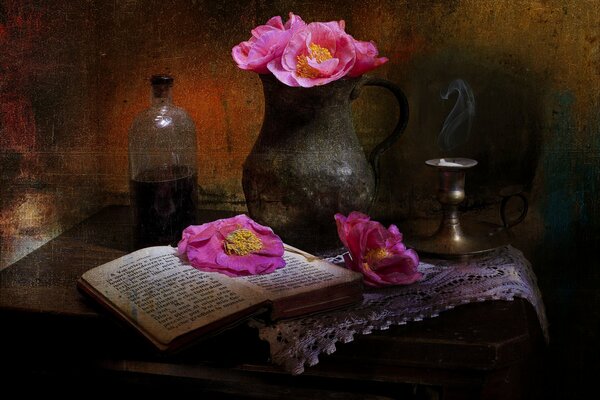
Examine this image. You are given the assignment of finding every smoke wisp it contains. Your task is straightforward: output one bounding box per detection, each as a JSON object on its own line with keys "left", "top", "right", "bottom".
{"left": 438, "top": 79, "right": 475, "bottom": 151}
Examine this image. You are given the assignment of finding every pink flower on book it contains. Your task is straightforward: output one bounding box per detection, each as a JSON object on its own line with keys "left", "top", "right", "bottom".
{"left": 232, "top": 13, "right": 306, "bottom": 74}
{"left": 334, "top": 211, "right": 421, "bottom": 287}
{"left": 178, "top": 215, "right": 285, "bottom": 276}
{"left": 267, "top": 20, "right": 356, "bottom": 87}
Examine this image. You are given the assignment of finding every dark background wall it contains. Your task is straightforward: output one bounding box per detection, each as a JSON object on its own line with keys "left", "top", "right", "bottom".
{"left": 1, "top": 0, "right": 598, "bottom": 396}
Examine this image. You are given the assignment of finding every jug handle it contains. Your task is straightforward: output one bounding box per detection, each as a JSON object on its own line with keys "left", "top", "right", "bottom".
{"left": 351, "top": 77, "right": 410, "bottom": 206}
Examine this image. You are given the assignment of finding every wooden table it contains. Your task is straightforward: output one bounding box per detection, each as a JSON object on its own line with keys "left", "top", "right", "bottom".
{"left": 0, "top": 206, "right": 545, "bottom": 399}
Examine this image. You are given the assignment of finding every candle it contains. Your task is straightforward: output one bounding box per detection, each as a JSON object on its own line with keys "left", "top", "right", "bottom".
{"left": 425, "top": 158, "right": 478, "bottom": 169}
{"left": 438, "top": 158, "right": 464, "bottom": 167}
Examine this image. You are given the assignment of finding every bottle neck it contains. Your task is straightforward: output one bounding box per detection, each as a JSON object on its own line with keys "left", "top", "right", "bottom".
{"left": 152, "top": 84, "right": 173, "bottom": 106}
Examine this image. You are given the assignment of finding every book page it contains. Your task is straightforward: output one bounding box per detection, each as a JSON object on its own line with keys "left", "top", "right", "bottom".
{"left": 239, "top": 245, "right": 361, "bottom": 301}
{"left": 81, "top": 246, "right": 264, "bottom": 346}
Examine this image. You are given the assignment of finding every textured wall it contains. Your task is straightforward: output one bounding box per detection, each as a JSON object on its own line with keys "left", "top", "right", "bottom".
{"left": 1, "top": 0, "right": 599, "bottom": 395}
{"left": 0, "top": 0, "right": 102, "bottom": 269}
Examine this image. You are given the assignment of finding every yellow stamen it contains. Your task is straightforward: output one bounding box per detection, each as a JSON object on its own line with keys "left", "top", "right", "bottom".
{"left": 365, "top": 248, "right": 390, "bottom": 265}
{"left": 224, "top": 229, "right": 263, "bottom": 256}
{"left": 309, "top": 43, "right": 333, "bottom": 63}
{"left": 296, "top": 43, "right": 333, "bottom": 78}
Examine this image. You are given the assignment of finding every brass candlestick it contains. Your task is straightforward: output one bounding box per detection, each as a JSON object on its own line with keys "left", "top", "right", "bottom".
{"left": 408, "top": 158, "right": 509, "bottom": 258}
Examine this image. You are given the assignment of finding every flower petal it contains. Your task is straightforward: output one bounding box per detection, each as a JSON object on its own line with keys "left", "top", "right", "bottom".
{"left": 251, "top": 24, "right": 279, "bottom": 39}
{"left": 216, "top": 252, "right": 285, "bottom": 274}
{"left": 232, "top": 15, "right": 295, "bottom": 74}
{"left": 307, "top": 57, "right": 339, "bottom": 76}
{"left": 347, "top": 211, "right": 371, "bottom": 224}
{"left": 282, "top": 28, "right": 309, "bottom": 70}
{"left": 267, "top": 57, "right": 300, "bottom": 86}
{"left": 284, "top": 12, "right": 306, "bottom": 31}
{"left": 255, "top": 235, "right": 285, "bottom": 256}
{"left": 231, "top": 41, "right": 252, "bottom": 68}
{"left": 348, "top": 38, "right": 388, "bottom": 77}
{"left": 323, "top": 20, "right": 346, "bottom": 32}
{"left": 186, "top": 236, "right": 222, "bottom": 265}
{"left": 364, "top": 222, "right": 388, "bottom": 250}
{"left": 387, "top": 223, "right": 402, "bottom": 239}
{"left": 178, "top": 222, "right": 218, "bottom": 254}
{"left": 305, "top": 22, "right": 337, "bottom": 54}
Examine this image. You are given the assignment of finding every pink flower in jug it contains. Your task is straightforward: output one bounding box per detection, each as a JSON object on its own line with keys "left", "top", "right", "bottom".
{"left": 335, "top": 211, "right": 422, "bottom": 287}
{"left": 232, "top": 13, "right": 306, "bottom": 74}
{"left": 232, "top": 13, "right": 388, "bottom": 86}
{"left": 267, "top": 21, "right": 355, "bottom": 87}
{"left": 347, "top": 38, "right": 389, "bottom": 77}
{"left": 178, "top": 214, "right": 285, "bottom": 276}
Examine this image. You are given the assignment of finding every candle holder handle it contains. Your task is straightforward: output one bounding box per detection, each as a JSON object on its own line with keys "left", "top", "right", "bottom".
{"left": 500, "top": 193, "right": 528, "bottom": 228}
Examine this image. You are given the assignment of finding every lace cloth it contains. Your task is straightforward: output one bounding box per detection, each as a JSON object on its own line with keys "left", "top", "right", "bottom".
{"left": 253, "top": 245, "right": 548, "bottom": 375}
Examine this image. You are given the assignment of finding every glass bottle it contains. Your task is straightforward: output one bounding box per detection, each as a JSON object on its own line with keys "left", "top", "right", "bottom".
{"left": 128, "top": 75, "right": 198, "bottom": 248}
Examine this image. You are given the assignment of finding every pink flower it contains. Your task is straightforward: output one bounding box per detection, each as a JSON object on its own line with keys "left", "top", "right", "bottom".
{"left": 347, "top": 38, "right": 388, "bottom": 77}
{"left": 232, "top": 13, "right": 306, "bottom": 74}
{"left": 178, "top": 215, "right": 285, "bottom": 276}
{"left": 267, "top": 21, "right": 356, "bottom": 87}
{"left": 335, "top": 211, "right": 422, "bottom": 287}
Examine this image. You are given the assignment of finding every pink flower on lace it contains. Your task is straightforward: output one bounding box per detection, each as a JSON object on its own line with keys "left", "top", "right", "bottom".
{"left": 267, "top": 20, "right": 356, "bottom": 87}
{"left": 347, "top": 38, "right": 388, "bottom": 77}
{"left": 232, "top": 13, "right": 306, "bottom": 74}
{"left": 335, "top": 211, "right": 421, "bottom": 287}
{"left": 178, "top": 215, "right": 285, "bottom": 276}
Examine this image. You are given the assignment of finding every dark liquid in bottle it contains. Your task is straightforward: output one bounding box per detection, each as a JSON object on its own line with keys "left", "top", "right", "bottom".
{"left": 130, "top": 165, "right": 197, "bottom": 248}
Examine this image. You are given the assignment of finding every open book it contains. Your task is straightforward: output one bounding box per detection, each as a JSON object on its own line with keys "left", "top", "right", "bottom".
{"left": 77, "top": 245, "right": 362, "bottom": 353}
